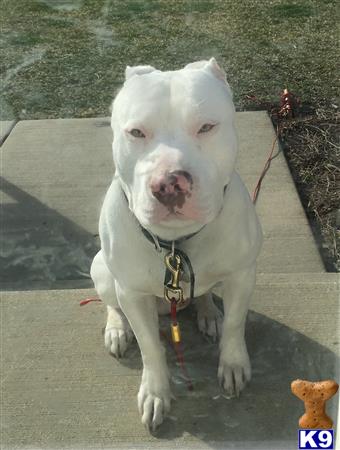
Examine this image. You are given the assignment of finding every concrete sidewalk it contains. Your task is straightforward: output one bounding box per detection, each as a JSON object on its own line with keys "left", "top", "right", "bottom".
{"left": 1, "top": 112, "right": 339, "bottom": 449}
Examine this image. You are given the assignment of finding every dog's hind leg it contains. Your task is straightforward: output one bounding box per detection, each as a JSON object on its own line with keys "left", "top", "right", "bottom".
{"left": 195, "top": 292, "right": 223, "bottom": 341}
{"left": 90, "top": 250, "right": 134, "bottom": 357}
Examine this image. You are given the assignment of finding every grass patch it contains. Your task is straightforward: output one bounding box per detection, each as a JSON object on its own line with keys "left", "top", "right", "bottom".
{"left": 1, "top": 0, "right": 338, "bottom": 119}
{"left": 270, "top": 2, "right": 314, "bottom": 19}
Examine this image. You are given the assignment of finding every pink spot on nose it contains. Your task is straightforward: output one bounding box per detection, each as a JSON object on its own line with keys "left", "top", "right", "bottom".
{"left": 150, "top": 170, "right": 193, "bottom": 210}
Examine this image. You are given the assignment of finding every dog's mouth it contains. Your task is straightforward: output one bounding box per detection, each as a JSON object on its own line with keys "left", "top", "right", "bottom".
{"left": 164, "top": 210, "right": 185, "bottom": 219}
{"left": 154, "top": 206, "right": 204, "bottom": 225}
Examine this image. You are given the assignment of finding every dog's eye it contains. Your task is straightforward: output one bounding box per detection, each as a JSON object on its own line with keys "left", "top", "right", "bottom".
{"left": 130, "top": 128, "right": 145, "bottom": 138}
{"left": 198, "top": 123, "right": 216, "bottom": 134}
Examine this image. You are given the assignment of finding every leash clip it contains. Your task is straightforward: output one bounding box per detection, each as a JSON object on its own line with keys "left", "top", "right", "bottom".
{"left": 164, "top": 252, "right": 184, "bottom": 304}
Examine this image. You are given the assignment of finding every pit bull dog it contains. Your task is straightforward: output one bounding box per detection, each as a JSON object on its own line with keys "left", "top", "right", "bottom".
{"left": 91, "top": 58, "right": 262, "bottom": 430}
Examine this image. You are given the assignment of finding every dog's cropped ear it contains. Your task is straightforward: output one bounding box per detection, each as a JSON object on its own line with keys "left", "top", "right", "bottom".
{"left": 203, "top": 58, "right": 227, "bottom": 83}
{"left": 125, "top": 65, "right": 157, "bottom": 80}
{"left": 184, "top": 58, "right": 227, "bottom": 84}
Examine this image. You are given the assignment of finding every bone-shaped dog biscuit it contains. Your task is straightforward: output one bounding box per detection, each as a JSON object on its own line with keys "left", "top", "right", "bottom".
{"left": 291, "top": 379, "right": 338, "bottom": 429}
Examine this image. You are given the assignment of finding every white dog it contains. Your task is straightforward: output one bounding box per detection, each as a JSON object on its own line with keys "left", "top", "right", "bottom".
{"left": 91, "top": 58, "right": 262, "bottom": 430}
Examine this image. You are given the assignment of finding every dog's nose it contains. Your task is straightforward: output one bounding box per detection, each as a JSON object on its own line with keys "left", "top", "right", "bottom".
{"left": 150, "top": 170, "right": 193, "bottom": 207}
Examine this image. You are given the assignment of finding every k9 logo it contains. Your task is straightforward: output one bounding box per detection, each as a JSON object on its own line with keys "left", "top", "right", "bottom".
{"left": 298, "top": 429, "right": 334, "bottom": 449}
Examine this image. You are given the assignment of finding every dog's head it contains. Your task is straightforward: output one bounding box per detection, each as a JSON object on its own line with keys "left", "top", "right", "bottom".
{"left": 111, "top": 58, "right": 237, "bottom": 240}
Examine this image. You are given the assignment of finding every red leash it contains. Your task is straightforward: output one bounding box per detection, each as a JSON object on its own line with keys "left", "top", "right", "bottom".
{"left": 79, "top": 297, "right": 102, "bottom": 306}
{"left": 252, "top": 123, "right": 279, "bottom": 204}
{"left": 170, "top": 299, "right": 194, "bottom": 391}
{"left": 250, "top": 88, "right": 299, "bottom": 204}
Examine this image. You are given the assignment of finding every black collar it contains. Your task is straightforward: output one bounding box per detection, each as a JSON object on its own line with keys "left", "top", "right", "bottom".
{"left": 139, "top": 224, "right": 205, "bottom": 252}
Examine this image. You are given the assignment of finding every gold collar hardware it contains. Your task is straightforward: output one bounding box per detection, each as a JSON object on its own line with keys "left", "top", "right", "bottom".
{"left": 164, "top": 251, "right": 184, "bottom": 305}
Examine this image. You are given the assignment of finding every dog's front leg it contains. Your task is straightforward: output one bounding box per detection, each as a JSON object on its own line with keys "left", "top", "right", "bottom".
{"left": 218, "top": 264, "right": 256, "bottom": 397}
{"left": 115, "top": 283, "right": 172, "bottom": 430}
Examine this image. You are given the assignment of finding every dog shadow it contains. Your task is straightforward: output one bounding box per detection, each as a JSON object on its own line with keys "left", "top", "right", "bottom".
{"left": 119, "top": 303, "right": 338, "bottom": 447}
{"left": 0, "top": 176, "right": 99, "bottom": 290}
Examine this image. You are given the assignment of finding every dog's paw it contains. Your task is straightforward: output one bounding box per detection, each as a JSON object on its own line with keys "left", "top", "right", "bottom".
{"left": 138, "top": 369, "right": 173, "bottom": 431}
{"left": 104, "top": 325, "right": 134, "bottom": 358}
{"left": 218, "top": 343, "right": 251, "bottom": 397}
{"left": 104, "top": 307, "right": 134, "bottom": 358}
{"left": 196, "top": 297, "right": 223, "bottom": 341}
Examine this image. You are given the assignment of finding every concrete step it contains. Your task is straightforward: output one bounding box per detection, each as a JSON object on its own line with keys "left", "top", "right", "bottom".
{"left": 1, "top": 272, "right": 338, "bottom": 449}
{"left": 253, "top": 272, "right": 339, "bottom": 352}
{"left": 257, "top": 235, "right": 324, "bottom": 273}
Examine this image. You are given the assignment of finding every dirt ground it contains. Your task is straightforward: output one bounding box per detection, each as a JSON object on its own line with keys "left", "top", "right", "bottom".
{"left": 275, "top": 105, "right": 339, "bottom": 272}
